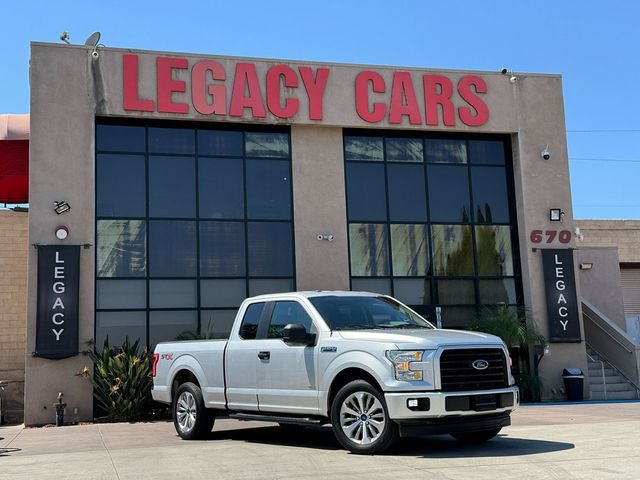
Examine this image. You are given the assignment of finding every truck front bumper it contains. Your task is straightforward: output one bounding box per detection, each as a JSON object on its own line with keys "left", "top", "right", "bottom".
{"left": 384, "top": 386, "right": 519, "bottom": 423}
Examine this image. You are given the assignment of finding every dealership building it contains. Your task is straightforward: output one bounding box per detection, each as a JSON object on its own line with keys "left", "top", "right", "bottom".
{"left": 1, "top": 42, "right": 638, "bottom": 425}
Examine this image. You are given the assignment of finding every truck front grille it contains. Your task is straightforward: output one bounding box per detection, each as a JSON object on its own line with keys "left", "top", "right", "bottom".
{"left": 439, "top": 348, "right": 508, "bottom": 392}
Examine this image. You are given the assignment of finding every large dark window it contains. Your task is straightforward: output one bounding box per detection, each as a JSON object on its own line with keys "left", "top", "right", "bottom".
{"left": 345, "top": 131, "right": 521, "bottom": 328}
{"left": 95, "top": 122, "right": 294, "bottom": 347}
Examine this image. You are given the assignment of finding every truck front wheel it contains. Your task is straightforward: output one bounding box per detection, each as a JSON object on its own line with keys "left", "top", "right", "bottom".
{"left": 330, "top": 380, "right": 398, "bottom": 454}
{"left": 173, "top": 382, "right": 215, "bottom": 440}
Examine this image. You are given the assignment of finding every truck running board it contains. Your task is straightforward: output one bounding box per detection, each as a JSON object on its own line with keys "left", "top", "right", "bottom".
{"left": 228, "top": 412, "right": 325, "bottom": 426}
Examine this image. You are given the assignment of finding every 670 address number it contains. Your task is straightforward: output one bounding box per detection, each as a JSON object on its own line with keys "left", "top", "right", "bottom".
{"left": 530, "top": 230, "right": 571, "bottom": 244}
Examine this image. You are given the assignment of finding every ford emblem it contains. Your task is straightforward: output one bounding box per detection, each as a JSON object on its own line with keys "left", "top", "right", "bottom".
{"left": 472, "top": 359, "right": 489, "bottom": 370}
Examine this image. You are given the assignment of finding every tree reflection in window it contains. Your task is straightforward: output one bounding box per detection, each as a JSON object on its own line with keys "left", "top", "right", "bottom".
{"left": 476, "top": 225, "right": 513, "bottom": 276}
{"left": 97, "top": 220, "right": 146, "bottom": 277}
{"left": 391, "top": 224, "right": 430, "bottom": 276}
{"left": 349, "top": 224, "right": 389, "bottom": 276}
{"left": 344, "top": 137, "right": 384, "bottom": 162}
{"left": 431, "top": 225, "right": 474, "bottom": 276}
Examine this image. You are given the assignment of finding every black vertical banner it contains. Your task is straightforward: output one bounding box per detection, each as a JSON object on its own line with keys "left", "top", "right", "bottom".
{"left": 541, "top": 249, "right": 581, "bottom": 343}
{"left": 35, "top": 245, "right": 81, "bottom": 359}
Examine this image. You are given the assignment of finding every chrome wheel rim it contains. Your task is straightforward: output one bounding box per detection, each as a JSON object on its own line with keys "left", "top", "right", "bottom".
{"left": 176, "top": 391, "right": 197, "bottom": 433}
{"left": 339, "top": 391, "right": 386, "bottom": 445}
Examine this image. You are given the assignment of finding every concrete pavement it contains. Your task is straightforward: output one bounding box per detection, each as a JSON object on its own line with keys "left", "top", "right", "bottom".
{"left": 1, "top": 402, "right": 639, "bottom": 479}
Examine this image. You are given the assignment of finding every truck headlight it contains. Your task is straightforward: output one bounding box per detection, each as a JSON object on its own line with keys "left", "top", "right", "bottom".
{"left": 386, "top": 350, "right": 424, "bottom": 381}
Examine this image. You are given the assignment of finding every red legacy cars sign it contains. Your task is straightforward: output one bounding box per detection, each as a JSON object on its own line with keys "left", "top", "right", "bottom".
{"left": 123, "top": 54, "right": 489, "bottom": 127}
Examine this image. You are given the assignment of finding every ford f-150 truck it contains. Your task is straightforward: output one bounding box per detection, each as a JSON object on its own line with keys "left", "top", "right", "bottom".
{"left": 152, "top": 291, "right": 519, "bottom": 454}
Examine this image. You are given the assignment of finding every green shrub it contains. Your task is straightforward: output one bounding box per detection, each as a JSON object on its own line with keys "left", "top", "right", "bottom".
{"left": 470, "top": 305, "right": 545, "bottom": 349}
{"left": 469, "top": 305, "right": 546, "bottom": 402}
{"left": 77, "top": 337, "right": 153, "bottom": 422}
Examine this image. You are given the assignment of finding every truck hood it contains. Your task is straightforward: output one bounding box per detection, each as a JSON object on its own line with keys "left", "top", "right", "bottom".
{"left": 336, "top": 328, "right": 504, "bottom": 349}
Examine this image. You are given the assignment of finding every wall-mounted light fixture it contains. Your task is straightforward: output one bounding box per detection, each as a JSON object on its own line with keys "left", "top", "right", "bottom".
{"left": 549, "top": 208, "right": 564, "bottom": 222}
{"left": 579, "top": 263, "right": 593, "bottom": 270}
{"left": 53, "top": 201, "right": 71, "bottom": 215}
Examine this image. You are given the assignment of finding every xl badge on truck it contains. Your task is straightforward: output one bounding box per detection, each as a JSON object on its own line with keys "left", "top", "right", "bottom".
{"left": 472, "top": 359, "right": 489, "bottom": 370}
{"left": 321, "top": 346, "right": 337, "bottom": 353}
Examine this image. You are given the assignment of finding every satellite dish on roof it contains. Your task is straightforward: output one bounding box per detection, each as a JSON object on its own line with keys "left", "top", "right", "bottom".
{"left": 84, "top": 32, "right": 101, "bottom": 47}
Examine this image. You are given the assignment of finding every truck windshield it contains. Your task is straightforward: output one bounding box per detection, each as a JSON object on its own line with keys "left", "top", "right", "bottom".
{"left": 309, "top": 295, "right": 434, "bottom": 331}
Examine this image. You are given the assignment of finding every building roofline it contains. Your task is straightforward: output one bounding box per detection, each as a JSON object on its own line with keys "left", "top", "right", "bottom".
{"left": 30, "top": 41, "right": 563, "bottom": 79}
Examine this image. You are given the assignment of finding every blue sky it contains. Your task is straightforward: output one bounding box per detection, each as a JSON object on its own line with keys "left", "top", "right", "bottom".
{"left": 3, "top": 1, "right": 639, "bottom": 219}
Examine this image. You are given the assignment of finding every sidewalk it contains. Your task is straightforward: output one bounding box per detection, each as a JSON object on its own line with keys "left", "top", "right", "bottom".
{"left": 1, "top": 402, "right": 639, "bottom": 479}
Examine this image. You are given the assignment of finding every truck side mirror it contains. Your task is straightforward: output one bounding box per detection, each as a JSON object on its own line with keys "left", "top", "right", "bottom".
{"left": 282, "top": 323, "right": 316, "bottom": 346}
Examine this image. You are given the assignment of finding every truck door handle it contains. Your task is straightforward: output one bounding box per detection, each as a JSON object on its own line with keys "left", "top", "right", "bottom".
{"left": 258, "top": 351, "right": 270, "bottom": 360}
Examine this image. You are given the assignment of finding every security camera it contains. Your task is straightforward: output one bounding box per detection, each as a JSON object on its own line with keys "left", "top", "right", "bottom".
{"left": 91, "top": 49, "right": 99, "bottom": 59}
{"left": 541, "top": 145, "right": 551, "bottom": 160}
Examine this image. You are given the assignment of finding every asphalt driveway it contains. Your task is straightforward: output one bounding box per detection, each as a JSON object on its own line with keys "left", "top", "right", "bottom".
{"left": 1, "top": 402, "right": 639, "bottom": 479}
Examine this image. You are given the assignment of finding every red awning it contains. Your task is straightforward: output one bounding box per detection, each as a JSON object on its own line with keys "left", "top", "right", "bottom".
{"left": 0, "top": 114, "right": 30, "bottom": 204}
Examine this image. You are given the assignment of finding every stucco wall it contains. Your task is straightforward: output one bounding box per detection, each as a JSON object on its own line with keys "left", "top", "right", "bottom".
{"left": 0, "top": 209, "right": 27, "bottom": 423}
{"left": 26, "top": 45, "right": 96, "bottom": 425}
{"left": 576, "top": 220, "right": 640, "bottom": 264}
{"left": 291, "top": 126, "right": 349, "bottom": 291}
{"left": 510, "top": 76, "right": 588, "bottom": 400}
{"left": 576, "top": 247, "right": 626, "bottom": 330}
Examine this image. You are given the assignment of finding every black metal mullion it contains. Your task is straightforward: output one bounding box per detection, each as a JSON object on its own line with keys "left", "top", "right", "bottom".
{"left": 242, "top": 127, "right": 250, "bottom": 299}
{"left": 195, "top": 126, "right": 202, "bottom": 335}
{"left": 382, "top": 135, "right": 394, "bottom": 296}
{"left": 461, "top": 139, "right": 480, "bottom": 313}
{"left": 144, "top": 126, "right": 150, "bottom": 347}
{"left": 423, "top": 137, "right": 436, "bottom": 307}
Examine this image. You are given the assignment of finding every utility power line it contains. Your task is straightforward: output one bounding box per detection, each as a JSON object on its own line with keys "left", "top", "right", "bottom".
{"left": 570, "top": 157, "right": 640, "bottom": 164}
{"left": 567, "top": 129, "right": 640, "bottom": 133}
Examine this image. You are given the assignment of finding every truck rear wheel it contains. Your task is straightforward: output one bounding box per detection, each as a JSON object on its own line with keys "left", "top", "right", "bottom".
{"left": 173, "top": 382, "right": 215, "bottom": 440}
{"left": 330, "top": 380, "right": 398, "bottom": 454}
{"left": 451, "top": 427, "right": 502, "bottom": 443}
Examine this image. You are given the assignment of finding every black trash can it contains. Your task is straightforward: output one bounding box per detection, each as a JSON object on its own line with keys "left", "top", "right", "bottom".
{"left": 562, "top": 368, "right": 584, "bottom": 401}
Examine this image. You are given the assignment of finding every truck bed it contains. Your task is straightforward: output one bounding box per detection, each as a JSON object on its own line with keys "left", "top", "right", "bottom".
{"left": 153, "top": 339, "right": 227, "bottom": 408}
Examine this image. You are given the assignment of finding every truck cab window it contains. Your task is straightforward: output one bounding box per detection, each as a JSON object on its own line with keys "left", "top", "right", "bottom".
{"left": 268, "top": 301, "right": 313, "bottom": 339}
{"left": 239, "top": 302, "right": 265, "bottom": 339}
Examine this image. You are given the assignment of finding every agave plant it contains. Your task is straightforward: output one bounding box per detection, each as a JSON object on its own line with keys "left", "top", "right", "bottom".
{"left": 77, "top": 337, "right": 153, "bottom": 422}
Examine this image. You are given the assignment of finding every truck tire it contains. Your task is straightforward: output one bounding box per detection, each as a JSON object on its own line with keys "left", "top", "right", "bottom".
{"left": 330, "top": 380, "right": 398, "bottom": 454}
{"left": 173, "top": 382, "right": 215, "bottom": 440}
{"left": 451, "top": 427, "right": 502, "bottom": 444}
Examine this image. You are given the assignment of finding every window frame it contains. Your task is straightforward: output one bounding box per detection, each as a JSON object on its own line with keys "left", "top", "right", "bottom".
{"left": 94, "top": 119, "right": 296, "bottom": 347}
{"left": 343, "top": 129, "right": 523, "bottom": 329}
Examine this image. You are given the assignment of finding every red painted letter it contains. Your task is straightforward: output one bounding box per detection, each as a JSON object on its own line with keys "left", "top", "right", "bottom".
{"left": 423, "top": 74, "right": 455, "bottom": 126}
{"left": 157, "top": 57, "right": 189, "bottom": 114}
{"left": 123, "top": 54, "right": 154, "bottom": 112}
{"left": 389, "top": 72, "right": 422, "bottom": 125}
{"left": 355, "top": 71, "right": 386, "bottom": 123}
{"left": 458, "top": 75, "right": 489, "bottom": 126}
{"left": 192, "top": 60, "right": 227, "bottom": 115}
{"left": 229, "top": 63, "right": 266, "bottom": 118}
{"left": 299, "top": 67, "right": 330, "bottom": 120}
{"left": 266, "top": 65, "right": 299, "bottom": 119}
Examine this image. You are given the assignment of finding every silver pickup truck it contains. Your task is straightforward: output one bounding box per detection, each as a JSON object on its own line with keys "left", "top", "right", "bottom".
{"left": 152, "top": 291, "right": 519, "bottom": 454}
